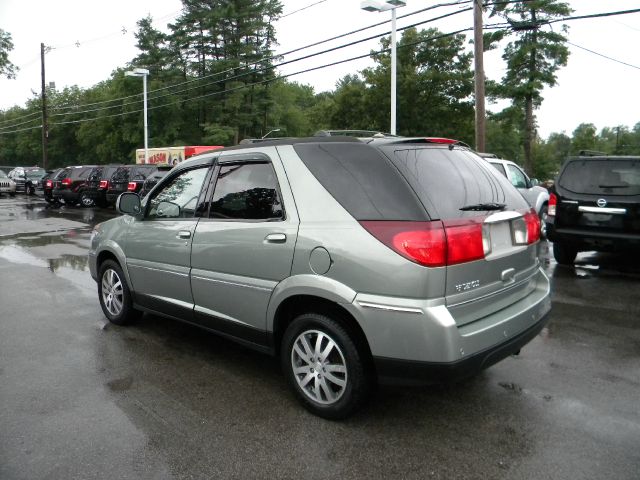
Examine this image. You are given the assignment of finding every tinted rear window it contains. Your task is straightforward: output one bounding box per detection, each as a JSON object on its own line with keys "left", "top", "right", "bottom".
{"left": 381, "top": 146, "right": 529, "bottom": 219}
{"left": 293, "top": 142, "right": 428, "bottom": 221}
{"left": 559, "top": 158, "right": 640, "bottom": 196}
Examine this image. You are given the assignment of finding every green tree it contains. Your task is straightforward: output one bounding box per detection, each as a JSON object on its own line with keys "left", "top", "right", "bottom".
{"left": 363, "top": 27, "right": 475, "bottom": 142}
{"left": 487, "top": 0, "right": 572, "bottom": 175}
{"left": 0, "top": 29, "right": 17, "bottom": 79}
{"left": 570, "top": 123, "right": 597, "bottom": 154}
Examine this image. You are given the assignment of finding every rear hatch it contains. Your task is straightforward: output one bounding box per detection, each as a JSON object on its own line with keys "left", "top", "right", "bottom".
{"left": 554, "top": 157, "right": 640, "bottom": 234}
{"left": 109, "top": 166, "right": 133, "bottom": 194}
{"left": 379, "top": 144, "right": 541, "bottom": 327}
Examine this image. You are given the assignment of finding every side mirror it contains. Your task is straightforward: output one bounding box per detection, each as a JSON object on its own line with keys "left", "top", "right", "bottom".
{"left": 530, "top": 178, "right": 540, "bottom": 187}
{"left": 116, "top": 192, "right": 142, "bottom": 216}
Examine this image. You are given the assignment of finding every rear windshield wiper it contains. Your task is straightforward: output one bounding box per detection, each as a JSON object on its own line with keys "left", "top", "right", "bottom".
{"left": 459, "top": 202, "right": 506, "bottom": 211}
{"left": 598, "top": 184, "right": 629, "bottom": 188}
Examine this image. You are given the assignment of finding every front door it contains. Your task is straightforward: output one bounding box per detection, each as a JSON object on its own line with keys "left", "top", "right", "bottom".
{"left": 125, "top": 166, "right": 209, "bottom": 319}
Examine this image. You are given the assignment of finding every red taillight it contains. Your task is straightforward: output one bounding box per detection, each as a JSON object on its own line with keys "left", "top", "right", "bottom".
{"left": 524, "top": 210, "right": 541, "bottom": 244}
{"left": 360, "top": 220, "right": 488, "bottom": 267}
{"left": 61, "top": 178, "right": 72, "bottom": 187}
{"left": 127, "top": 182, "right": 137, "bottom": 191}
{"left": 443, "top": 219, "right": 487, "bottom": 264}
{"left": 548, "top": 193, "right": 557, "bottom": 216}
{"left": 99, "top": 180, "right": 109, "bottom": 189}
{"left": 45, "top": 180, "right": 52, "bottom": 188}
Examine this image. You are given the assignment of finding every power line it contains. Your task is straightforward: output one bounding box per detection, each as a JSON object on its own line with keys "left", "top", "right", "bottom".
{"left": 280, "top": 0, "right": 328, "bottom": 19}
{"left": 48, "top": 26, "right": 478, "bottom": 127}
{"left": 568, "top": 41, "right": 640, "bottom": 71}
{"left": 50, "top": 5, "right": 474, "bottom": 119}
{"left": 0, "top": 110, "right": 41, "bottom": 127}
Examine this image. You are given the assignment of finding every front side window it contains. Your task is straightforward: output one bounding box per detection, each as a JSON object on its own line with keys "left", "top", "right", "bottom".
{"left": 209, "top": 162, "right": 283, "bottom": 220}
{"left": 506, "top": 164, "right": 528, "bottom": 189}
{"left": 148, "top": 167, "right": 208, "bottom": 219}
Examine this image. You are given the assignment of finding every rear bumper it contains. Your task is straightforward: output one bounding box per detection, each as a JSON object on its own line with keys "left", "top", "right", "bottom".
{"left": 53, "top": 189, "right": 79, "bottom": 203}
{"left": 374, "top": 311, "right": 549, "bottom": 385}
{"left": 546, "top": 223, "right": 640, "bottom": 251}
{"left": 347, "top": 267, "right": 551, "bottom": 385}
{"left": 105, "top": 192, "right": 125, "bottom": 205}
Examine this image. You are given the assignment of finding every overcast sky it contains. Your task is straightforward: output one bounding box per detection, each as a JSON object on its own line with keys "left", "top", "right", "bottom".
{"left": 0, "top": 0, "right": 638, "bottom": 139}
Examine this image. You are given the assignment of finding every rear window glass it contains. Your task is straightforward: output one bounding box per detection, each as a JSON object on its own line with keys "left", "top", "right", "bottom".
{"left": 294, "top": 142, "right": 428, "bottom": 221}
{"left": 382, "top": 146, "right": 529, "bottom": 219}
{"left": 559, "top": 159, "right": 640, "bottom": 196}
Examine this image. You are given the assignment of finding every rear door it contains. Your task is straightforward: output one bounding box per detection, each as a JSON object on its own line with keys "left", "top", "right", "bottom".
{"left": 190, "top": 148, "right": 299, "bottom": 345}
{"left": 555, "top": 157, "right": 640, "bottom": 235}
{"left": 383, "top": 146, "right": 539, "bottom": 327}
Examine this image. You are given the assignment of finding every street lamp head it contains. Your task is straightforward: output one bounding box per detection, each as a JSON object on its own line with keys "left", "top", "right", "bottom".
{"left": 125, "top": 68, "right": 150, "bottom": 77}
{"left": 360, "top": 0, "right": 405, "bottom": 12}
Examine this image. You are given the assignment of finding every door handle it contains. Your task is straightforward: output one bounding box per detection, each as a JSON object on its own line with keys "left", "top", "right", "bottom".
{"left": 265, "top": 233, "right": 287, "bottom": 243}
{"left": 177, "top": 230, "right": 191, "bottom": 239}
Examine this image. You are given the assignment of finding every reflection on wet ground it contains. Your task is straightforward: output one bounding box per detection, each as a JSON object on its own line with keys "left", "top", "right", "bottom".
{"left": 0, "top": 196, "right": 118, "bottom": 286}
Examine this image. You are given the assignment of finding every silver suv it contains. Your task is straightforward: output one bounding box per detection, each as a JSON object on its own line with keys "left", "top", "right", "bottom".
{"left": 89, "top": 137, "right": 551, "bottom": 419}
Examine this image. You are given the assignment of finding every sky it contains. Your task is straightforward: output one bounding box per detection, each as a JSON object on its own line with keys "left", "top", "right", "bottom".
{"left": 0, "top": 0, "right": 639, "bottom": 139}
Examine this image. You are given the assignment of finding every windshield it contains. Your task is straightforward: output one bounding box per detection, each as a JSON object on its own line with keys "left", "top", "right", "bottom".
{"left": 26, "top": 169, "right": 46, "bottom": 179}
{"left": 559, "top": 159, "right": 640, "bottom": 196}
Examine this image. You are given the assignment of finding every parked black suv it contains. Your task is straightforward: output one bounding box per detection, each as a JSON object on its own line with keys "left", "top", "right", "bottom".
{"left": 546, "top": 155, "right": 640, "bottom": 264}
{"left": 105, "top": 165, "right": 157, "bottom": 205}
{"left": 52, "top": 166, "right": 97, "bottom": 206}
{"left": 43, "top": 168, "right": 66, "bottom": 203}
{"left": 138, "top": 165, "right": 173, "bottom": 198}
{"left": 85, "top": 165, "right": 122, "bottom": 207}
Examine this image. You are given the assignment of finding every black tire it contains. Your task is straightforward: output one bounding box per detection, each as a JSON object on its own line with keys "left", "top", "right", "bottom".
{"left": 281, "top": 312, "right": 371, "bottom": 420}
{"left": 79, "top": 191, "right": 95, "bottom": 208}
{"left": 97, "top": 259, "right": 141, "bottom": 325}
{"left": 553, "top": 242, "right": 577, "bottom": 265}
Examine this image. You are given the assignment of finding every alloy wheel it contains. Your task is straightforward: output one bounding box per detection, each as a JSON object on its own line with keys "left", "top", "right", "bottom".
{"left": 291, "top": 329, "right": 348, "bottom": 405}
{"left": 101, "top": 268, "right": 124, "bottom": 316}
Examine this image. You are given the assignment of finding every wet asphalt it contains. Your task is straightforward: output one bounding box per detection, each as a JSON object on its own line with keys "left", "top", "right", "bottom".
{"left": 0, "top": 195, "right": 639, "bottom": 480}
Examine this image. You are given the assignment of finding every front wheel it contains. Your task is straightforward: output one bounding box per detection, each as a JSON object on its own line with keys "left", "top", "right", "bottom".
{"left": 281, "top": 313, "right": 371, "bottom": 420}
{"left": 553, "top": 242, "right": 578, "bottom": 265}
{"left": 98, "top": 260, "right": 141, "bottom": 325}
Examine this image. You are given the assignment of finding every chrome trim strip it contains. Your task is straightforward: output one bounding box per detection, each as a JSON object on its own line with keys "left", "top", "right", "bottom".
{"left": 578, "top": 206, "right": 626, "bottom": 215}
{"left": 561, "top": 200, "right": 579, "bottom": 204}
{"left": 357, "top": 301, "right": 423, "bottom": 314}
{"left": 191, "top": 275, "right": 272, "bottom": 292}
{"left": 194, "top": 305, "right": 252, "bottom": 327}
{"left": 128, "top": 263, "right": 189, "bottom": 277}
{"left": 484, "top": 211, "right": 521, "bottom": 223}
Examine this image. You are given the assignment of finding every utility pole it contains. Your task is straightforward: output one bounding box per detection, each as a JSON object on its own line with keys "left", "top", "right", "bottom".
{"left": 473, "top": 0, "right": 486, "bottom": 153}
{"left": 40, "top": 42, "right": 48, "bottom": 170}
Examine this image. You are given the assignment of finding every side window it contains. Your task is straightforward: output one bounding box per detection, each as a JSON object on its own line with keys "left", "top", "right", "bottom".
{"left": 148, "top": 167, "right": 208, "bottom": 219}
{"left": 490, "top": 162, "right": 507, "bottom": 178}
{"left": 507, "top": 164, "right": 528, "bottom": 189}
{"left": 209, "top": 162, "right": 283, "bottom": 220}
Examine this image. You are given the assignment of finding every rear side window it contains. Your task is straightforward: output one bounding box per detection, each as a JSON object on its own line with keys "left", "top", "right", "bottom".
{"left": 559, "top": 159, "right": 640, "bottom": 196}
{"left": 382, "top": 146, "right": 529, "bottom": 220}
{"left": 209, "top": 162, "right": 283, "bottom": 220}
{"left": 294, "top": 142, "right": 428, "bottom": 221}
{"left": 490, "top": 162, "right": 507, "bottom": 177}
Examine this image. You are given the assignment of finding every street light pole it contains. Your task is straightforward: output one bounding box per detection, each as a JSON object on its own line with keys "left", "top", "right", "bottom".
{"left": 390, "top": 6, "right": 397, "bottom": 135}
{"left": 361, "top": 1, "right": 406, "bottom": 136}
{"left": 125, "top": 68, "right": 150, "bottom": 163}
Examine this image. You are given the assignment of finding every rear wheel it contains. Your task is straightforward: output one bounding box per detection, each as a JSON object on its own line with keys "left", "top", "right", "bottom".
{"left": 98, "top": 260, "right": 141, "bottom": 325}
{"left": 281, "top": 312, "right": 371, "bottom": 420}
{"left": 553, "top": 242, "right": 577, "bottom": 265}
{"left": 79, "top": 191, "right": 95, "bottom": 208}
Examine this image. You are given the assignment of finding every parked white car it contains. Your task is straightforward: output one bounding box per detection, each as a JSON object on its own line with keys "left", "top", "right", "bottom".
{"left": 480, "top": 154, "right": 550, "bottom": 236}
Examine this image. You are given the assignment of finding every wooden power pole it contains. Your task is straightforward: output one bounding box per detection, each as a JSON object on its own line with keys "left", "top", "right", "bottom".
{"left": 473, "top": 0, "right": 486, "bottom": 153}
{"left": 40, "top": 42, "right": 48, "bottom": 169}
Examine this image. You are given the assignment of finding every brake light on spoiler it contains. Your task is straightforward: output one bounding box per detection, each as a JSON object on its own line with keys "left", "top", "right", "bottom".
{"left": 360, "top": 210, "right": 539, "bottom": 267}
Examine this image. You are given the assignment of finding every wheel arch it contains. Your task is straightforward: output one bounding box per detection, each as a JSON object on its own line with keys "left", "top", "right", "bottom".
{"left": 271, "top": 294, "right": 374, "bottom": 373}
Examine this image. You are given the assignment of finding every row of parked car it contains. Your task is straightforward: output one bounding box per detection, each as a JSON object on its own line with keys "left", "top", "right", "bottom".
{"left": 0, "top": 164, "right": 173, "bottom": 207}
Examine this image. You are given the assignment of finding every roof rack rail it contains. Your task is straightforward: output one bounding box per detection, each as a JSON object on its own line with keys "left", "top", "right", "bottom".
{"left": 578, "top": 150, "right": 607, "bottom": 156}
